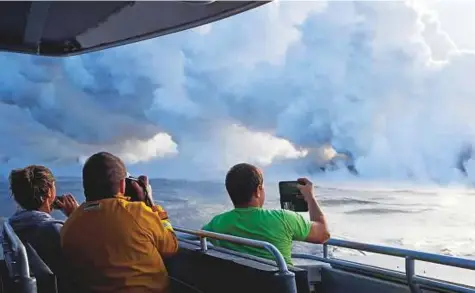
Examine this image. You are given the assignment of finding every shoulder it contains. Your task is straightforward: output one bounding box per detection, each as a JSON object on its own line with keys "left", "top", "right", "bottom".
{"left": 202, "top": 210, "right": 232, "bottom": 230}
{"left": 118, "top": 200, "right": 160, "bottom": 232}
{"left": 32, "top": 221, "right": 62, "bottom": 249}
{"left": 265, "top": 209, "right": 309, "bottom": 228}
{"left": 209, "top": 209, "right": 235, "bottom": 220}
{"left": 37, "top": 220, "right": 63, "bottom": 235}
{"left": 116, "top": 198, "right": 155, "bottom": 218}
{"left": 203, "top": 212, "right": 223, "bottom": 226}
{"left": 260, "top": 208, "right": 295, "bottom": 220}
{"left": 278, "top": 208, "right": 301, "bottom": 218}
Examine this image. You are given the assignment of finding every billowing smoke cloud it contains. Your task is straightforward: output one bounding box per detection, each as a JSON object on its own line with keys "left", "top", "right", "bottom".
{"left": 0, "top": 1, "right": 474, "bottom": 182}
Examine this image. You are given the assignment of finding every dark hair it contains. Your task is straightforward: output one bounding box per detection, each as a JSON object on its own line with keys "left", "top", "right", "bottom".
{"left": 9, "top": 165, "right": 55, "bottom": 210}
{"left": 82, "top": 152, "right": 127, "bottom": 201}
{"left": 225, "top": 163, "right": 263, "bottom": 206}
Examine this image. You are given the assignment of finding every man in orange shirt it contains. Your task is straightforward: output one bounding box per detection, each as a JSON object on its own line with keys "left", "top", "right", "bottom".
{"left": 61, "top": 152, "right": 178, "bottom": 293}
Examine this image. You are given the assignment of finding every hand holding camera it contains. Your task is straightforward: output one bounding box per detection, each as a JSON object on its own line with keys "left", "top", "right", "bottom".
{"left": 296, "top": 178, "right": 316, "bottom": 203}
{"left": 125, "top": 175, "right": 154, "bottom": 208}
{"left": 279, "top": 177, "right": 316, "bottom": 212}
{"left": 52, "top": 193, "right": 79, "bottom": 217}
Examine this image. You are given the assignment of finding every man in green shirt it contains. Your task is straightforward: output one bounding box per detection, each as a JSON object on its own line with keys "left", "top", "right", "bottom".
{"left": 202, "top": 163, "right": 330, "bottom": 265}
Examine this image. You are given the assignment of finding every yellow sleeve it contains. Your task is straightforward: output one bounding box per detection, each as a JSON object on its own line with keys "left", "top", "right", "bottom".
{"left": 152, "top": 204, "right": 175, "bottom": 234}
{"left": 136, "top": 203, "right": 178, "bottom": 256}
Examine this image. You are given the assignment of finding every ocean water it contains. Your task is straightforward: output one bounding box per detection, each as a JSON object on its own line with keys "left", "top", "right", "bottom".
{"left": 2, "top": 178, "right": 475, "bottom": 284}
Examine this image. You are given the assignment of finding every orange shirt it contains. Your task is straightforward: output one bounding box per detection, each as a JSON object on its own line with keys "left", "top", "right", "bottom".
{"left": 60, "top": 196, "right": 178, "bottom": 293}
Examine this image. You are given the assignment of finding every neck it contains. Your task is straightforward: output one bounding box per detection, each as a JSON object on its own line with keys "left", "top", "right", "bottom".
{"left": 235, "top": 202, "right": 260, "bottom": 209}
{"left": 37, "top": 205, "right": 51, "bottom": 214}
{"left": 87, "top": 193, "right": 119, "bottom": 201}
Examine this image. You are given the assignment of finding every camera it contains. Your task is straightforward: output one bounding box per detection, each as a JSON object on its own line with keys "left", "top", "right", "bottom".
{"left": 51, "top": 196, "right": 63, "bottom": 210}
{"left": 125, "top": 175, "right": 154, "bottom": 207}
{"left": 278, "top": 180, "right": 308, "bottom": 212}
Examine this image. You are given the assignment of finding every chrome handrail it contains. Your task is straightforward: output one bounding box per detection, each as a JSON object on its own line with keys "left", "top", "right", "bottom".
{"left": 326, "top": 238, "right": 475, "bottom": 270}
{"left": 293, "top": 238, "right": 475, "bottom": 293}
{"left": 174, "top": 227, "right": 290, "bottom": 274}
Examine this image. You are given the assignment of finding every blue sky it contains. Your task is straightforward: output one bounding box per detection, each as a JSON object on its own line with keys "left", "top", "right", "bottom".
{"left": 1, "top": 1, "right": 475, "bottom": 182}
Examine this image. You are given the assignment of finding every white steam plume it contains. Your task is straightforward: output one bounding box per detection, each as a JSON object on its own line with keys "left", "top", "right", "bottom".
{"left": 0, "top": 1, "right": 475, "bottom": 182}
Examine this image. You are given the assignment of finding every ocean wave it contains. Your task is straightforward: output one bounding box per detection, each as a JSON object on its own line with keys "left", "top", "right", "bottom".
{"left": 345, "top": 207, "right": 432, "bottom": 215}
{"left": 320, "top": 198, "right": 377, "bottom": 207}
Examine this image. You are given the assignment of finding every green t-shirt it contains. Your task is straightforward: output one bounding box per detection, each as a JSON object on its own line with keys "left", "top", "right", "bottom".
{"left": 202, "top": 207, "right": 312, "bottom": 265}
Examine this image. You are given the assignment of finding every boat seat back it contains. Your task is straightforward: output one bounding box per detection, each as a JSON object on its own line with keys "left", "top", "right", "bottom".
{"left": 166, "top": 241, "right": 310, "bottom": 293}
{"left": 1, "top": 221, "right": 59, "bottom": 293}
{"left": 23, "top": 243, "right": 57, "bottom": 293}
{"left": 1, "top": 221, "right": 37, "bottom": 293}
{"left": 0, "top": 259, "right": 10, "bottom": 293}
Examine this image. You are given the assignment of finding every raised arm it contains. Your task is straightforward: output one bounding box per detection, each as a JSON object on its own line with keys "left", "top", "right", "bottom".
{"left": 131, "top": 175, "right": 178, "bottom": 256}
{"left": 140, "top": 203, "right": 179, "bottom": 257}
{"left": 297, "top": 178, "right": 330, "bottom": 244}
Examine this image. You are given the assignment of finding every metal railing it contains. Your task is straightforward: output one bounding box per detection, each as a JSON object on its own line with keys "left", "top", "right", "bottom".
{"left": 174, "top": 228, "right": 475, "bottom": 292}
{"left": 294, "top": 238, "right": 475, "bottom": 293}
{"left": 174, "top": 227, "right": 290, "bottom": 274}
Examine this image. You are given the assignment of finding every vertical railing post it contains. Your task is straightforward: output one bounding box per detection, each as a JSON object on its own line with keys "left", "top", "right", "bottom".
{"left": 323, "top": 243, "right": 328, "bottom": 258}
{"left": 405, "top": 256, "right": 421, "bottom": 293}
{"left": 200, "top": 236, "right": 208, "bottom": 253}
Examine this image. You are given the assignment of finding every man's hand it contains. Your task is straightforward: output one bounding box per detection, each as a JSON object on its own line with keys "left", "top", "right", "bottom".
{"left": 130, "top": 176, "right": 147, "bottom": 202}
{"left": 130, "top": 175, "right": 154, "bottom": 207}
{"left": 297, "top": 177, "right": 315, "bottom": 203}
{"left": 56, "top": 194, "right": 79, "bottom": 217}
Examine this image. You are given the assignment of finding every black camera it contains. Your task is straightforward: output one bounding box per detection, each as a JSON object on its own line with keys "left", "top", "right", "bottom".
{"left": 51, "top": 196, "right": 62, "bottom": 210}
{"left": 125, "top": 176, "right": 153, "bottom": 207}
{"left": 279, "top": 180, "right": 308, "bottom": 212}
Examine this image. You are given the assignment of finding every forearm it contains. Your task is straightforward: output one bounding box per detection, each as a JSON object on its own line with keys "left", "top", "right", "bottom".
{"left": 298, "top": 178, "right": 331, "bottom": 243}
{"left": 307, "top": 197, "right": 329, "bottom": 231}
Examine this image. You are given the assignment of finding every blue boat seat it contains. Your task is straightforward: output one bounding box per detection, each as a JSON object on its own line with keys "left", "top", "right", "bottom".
{"left": 165, "top": 241, "right": 310, "bottom": 293}
{"left": 1, "top": 221, "right": 58, "bottom": 293}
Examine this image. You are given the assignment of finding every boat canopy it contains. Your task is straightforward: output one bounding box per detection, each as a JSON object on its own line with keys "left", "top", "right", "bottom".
{"left": 0, "top": 1, "right": 269, "bottom": 57}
